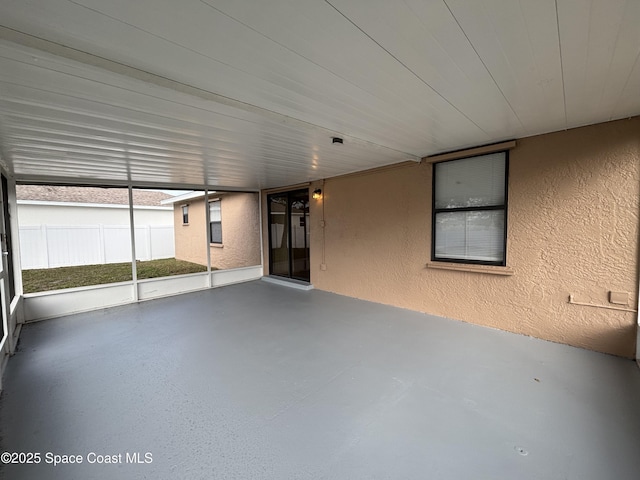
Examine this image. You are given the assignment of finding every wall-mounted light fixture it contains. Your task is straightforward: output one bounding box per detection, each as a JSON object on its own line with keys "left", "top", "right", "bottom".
{"left": 312, "top": 188, "right": 323, "bottom": 200}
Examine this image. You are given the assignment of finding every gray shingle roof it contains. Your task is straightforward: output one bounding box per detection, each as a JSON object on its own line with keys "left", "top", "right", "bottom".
{"left": 16, "top": 185, "right": 173, "bottom": 207}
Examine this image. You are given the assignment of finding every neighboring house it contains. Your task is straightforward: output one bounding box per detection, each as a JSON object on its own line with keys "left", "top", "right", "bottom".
{"left": 17, "top": 186, "right": 175, "bottom": 269}
{"left": 162, "top": 191, "right": 260, "bottom": 270}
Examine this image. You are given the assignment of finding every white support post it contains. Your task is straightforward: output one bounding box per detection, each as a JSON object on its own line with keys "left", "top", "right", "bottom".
{"left": 128, "top": 186, "right": 138, "bottom": 302}
{"left": 205, "top": 187, "right": 212, "bottom": 288}
{"left": 258, "top": 192, "right": 264, "bottom": 277}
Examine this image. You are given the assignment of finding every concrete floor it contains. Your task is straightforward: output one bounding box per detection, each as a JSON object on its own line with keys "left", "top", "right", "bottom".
{"left": 1, "top": 280, "right": 640, "bottom": 480}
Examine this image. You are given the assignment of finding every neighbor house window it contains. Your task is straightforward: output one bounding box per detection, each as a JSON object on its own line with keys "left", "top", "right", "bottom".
{"left": 432, "top": 151, "right": 508, "bottom": 266}
{"left": 209, "top": 200, "right": 222, "bottom": 244}
{"left": 182, "top": 205, "right": 189, "bottom": 224}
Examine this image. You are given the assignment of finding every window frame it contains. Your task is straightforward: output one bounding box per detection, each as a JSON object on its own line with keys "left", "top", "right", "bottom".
{"left": 208, "top": 199, "right": 222, "bottom": 245}
{"left": 431, "top": 150, "right": 509, "bottom": 267}
{"left": 181, "top": 204, "right": 189, "bottom": 225}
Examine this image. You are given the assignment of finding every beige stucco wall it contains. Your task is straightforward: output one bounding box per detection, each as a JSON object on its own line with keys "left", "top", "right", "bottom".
{"left": 262, "top": 117, "right": 639, "bottom": 358}
{"left": 174, "top": 193, "right": 261, "bottom": 270}
{"left": 174, "top": 199, "right": 207, "bottom": 265}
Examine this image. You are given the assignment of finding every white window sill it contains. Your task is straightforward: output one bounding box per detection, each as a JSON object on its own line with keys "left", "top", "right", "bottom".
{"left": 426, "top": 262, "right": 514, "bottom": 276}
{"left": 210, "top": 243, "right": 224, "bottom": 248}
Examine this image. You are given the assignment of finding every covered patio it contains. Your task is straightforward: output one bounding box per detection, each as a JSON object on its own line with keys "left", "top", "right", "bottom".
{"left": 0, "top": 2, "right": 639, "bottom": 479}
{"left": 2, "top": 280, "right": 640, "bottom": 479}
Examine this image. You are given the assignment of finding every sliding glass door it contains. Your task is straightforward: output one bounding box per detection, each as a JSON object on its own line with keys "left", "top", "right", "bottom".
{"left": 268, "top": 189, "right": 310, "bottom": 282}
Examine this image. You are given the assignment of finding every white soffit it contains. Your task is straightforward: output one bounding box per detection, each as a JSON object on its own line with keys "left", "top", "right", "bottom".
{"left": 0, "top": 0, "right": 638, "bottom": 189}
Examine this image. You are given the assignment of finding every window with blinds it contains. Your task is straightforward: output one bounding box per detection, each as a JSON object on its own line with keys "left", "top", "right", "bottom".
{"left": 432, "top": 151, "right": 508, "bottom": 266}
{"left": 209, "top": 200, "right": 222, "bottom": 244}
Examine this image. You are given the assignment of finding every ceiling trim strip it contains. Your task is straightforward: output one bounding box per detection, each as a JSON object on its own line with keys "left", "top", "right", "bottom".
{"left": 423, "top": 140, "right": 516, "bottom": 164}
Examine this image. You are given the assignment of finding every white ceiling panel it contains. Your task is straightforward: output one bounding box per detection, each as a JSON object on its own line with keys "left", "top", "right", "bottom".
{"left": 0, "top": 0, "right": 486, "bottom": 153}
{"left": 0, "top": 41, "right": 414, "bottom": 188}
{"left": 444, "top": 0, "right": 567, "bottom": 135}
{"left": 613, "top": 52, "right": 640, "bottom": 119}
{"left": 558, "top": 0, "right": 640, "bottom": 125}
{"left": 324, "top": 0, "right": 526, "bottom": 139}
{"left": 0, "top": 0, "right": 638, "bottom": 189}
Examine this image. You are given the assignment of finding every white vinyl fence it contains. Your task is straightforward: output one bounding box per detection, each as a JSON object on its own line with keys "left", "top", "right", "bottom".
{"left": 20, "top": 224, "right": 175, "bottom": 269}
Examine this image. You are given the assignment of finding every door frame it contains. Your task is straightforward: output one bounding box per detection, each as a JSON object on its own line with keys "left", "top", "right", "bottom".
{"left": 267, "top": 188, "right": 310, "bottom": 282}
{"left": 0, "top": 172, "right": 19, "bottom": 366}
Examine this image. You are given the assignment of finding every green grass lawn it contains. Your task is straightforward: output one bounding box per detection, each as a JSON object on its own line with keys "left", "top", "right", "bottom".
{"left": 22, "top": 258, "right": 209, "bottom": 294}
